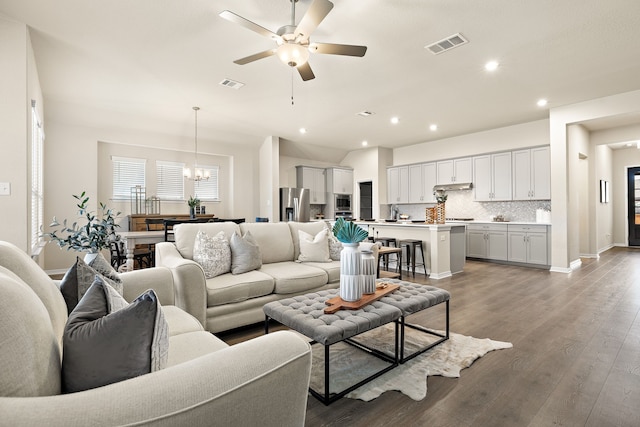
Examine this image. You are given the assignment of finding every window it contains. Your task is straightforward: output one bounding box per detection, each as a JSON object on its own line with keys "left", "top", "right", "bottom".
{"left": 193, "top": 165, "right": 220, "bottom": 201}
{"left": 112, "top": 156, "right": 146, "bottom": 200}
{"left": 156, "top": 160, "right": 185, "bottom": 201}
{"left": 30, "top": 101, "right": 44, "bottom": 254}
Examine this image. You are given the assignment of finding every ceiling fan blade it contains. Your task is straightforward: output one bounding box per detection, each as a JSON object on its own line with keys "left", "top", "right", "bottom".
{"left": 294, "top": 0, "right": 334, "bottom": 40}
{"left": 310, "top": 42, "right": 367, "bottom": 57}
{"left": 219, "top": 10, "right": 280, "bottom": 41}
{"left": 233, "top": 49, "right": 277, "bottom": 65}
{"left": 297, "top": 62, "right": 316, "bottom": 81}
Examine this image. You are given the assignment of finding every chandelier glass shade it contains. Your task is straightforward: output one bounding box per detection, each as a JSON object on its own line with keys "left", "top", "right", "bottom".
{"left": 183, "top": 106, "right": 209, "bottom": 182}
{"left": 276, "top": 42, "right": 310, "bottom": 67}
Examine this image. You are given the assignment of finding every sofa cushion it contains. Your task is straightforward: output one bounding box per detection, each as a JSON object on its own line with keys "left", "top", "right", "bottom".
{"left": 240, "top": 222, "right": 294, "bottom": 264}
{"left": 59, "top": 255, "right": 123, "bottom": 314}
{"left": 62, "top": 276, "right": 169, "bottom": 393}
{"left": 297, "top": 229, "right": 331, "bottom": 263}
{"left": 230, "top": 231, "right": 262, "bottom": 274}
{"left": 259, "top": 262, "right": 328, "bottom": 294}
{"left": 0, "top": 267, "right": 61, "bottom": 397}
{"left": 287, "top": 221, "right": 328, "bottom": 260}
{"left": 193, "top": 230, "right": 231, "bottom": 278}
{"left": 167, "top": 331, "right": 229, "bottom": 367}
{"left": 174, "top": 222, "right": 241, "bottom": 260}
{"left": 206, "top": 270, "right": 275, "bottom": 307}
{"left": 301, "top": 260, "right": 341, "bottom": 283}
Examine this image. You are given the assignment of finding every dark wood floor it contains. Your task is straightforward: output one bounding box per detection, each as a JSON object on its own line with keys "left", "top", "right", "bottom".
{"left": 219, "top": 247, "right": 640, "bottom": 427}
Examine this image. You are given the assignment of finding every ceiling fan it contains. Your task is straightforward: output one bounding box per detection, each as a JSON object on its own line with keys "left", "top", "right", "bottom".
{"left": 219, "top": 0, "right": 367, "bottom": 81}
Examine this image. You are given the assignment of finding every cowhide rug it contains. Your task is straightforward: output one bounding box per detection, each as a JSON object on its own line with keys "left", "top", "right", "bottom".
{"left": 307, "top": 324, "right": 512, "bottom": 401}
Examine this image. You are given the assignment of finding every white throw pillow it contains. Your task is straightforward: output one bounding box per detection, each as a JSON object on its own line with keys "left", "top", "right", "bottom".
{"left": 298, "top": 229, "right": 331, "bottom": 263}
{"left": 326, "top": 226, "right": 343, "bottom": 261}
{"left": 193, "top": 230, "right": 231, "bottom": 279}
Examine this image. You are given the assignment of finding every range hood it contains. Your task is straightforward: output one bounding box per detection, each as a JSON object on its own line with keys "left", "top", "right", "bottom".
{"left": 433, "top": 182, "right": 473, "bottom": 192}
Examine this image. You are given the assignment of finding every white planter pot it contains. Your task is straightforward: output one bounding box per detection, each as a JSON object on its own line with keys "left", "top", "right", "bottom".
{"left": 83, "top": 252, "right": 99, "bottom": 264}
{"left": 339, "top": 242, "right": 362, "bottom": 302}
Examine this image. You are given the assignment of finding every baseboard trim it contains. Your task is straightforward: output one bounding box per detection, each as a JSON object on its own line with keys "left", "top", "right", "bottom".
{"left": 429, "top": 271, "right": 452, "bottom": 280}
{"left": 45, "top": 268, "right": 68, "bottom": 276}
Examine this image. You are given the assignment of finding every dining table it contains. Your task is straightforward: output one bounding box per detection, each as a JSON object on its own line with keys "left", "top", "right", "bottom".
{"left": 117, "top": 230, "right": 165, "bottom": 271}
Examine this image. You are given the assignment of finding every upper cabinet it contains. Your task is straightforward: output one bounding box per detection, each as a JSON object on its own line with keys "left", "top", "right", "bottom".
{"left": 388, "top": 166, "right": 409, "bottom": 204}
{"left": 296, "top": 166, "right": 326, "bottom": 204}
{"left": 436, "top": 157, "right": 472, "bottom": 184}
{"left": 512, "top": 146, "right": 550, "bottom": 200}
{"left": 473, "top": 152, "right": 512, "bottom": 201}
{"left": 326, "top": 167, "right": 353, "bottom": 195}
{"left": 408, "top": 163, "right": 437, "bottom": 203}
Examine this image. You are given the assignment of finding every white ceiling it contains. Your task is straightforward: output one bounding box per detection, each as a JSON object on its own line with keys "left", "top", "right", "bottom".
{"left": 3, "top": 0, "right": 640, "bottom": 155}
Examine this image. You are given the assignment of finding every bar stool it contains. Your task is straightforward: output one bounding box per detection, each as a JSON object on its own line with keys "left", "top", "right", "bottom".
{"left": 399, "top": 239, "right": 426, "bottom": 277}
{"left": 374, "top": 237, "right": 398, "bottom": 270}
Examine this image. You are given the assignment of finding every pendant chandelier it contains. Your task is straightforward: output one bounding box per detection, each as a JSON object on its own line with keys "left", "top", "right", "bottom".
{"left": 183, "top": 106, "right": 210, "bottom": 182}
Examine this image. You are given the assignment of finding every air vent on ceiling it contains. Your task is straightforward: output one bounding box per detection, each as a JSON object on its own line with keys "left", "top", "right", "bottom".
{"left": 357, "top": 111, "right": 374, "bottom": 117}
{"left": 219, "top": 78, "right": 245, "bottom": 89}
{"left": 425, "top": 33, "right": 468, "bottom": 55}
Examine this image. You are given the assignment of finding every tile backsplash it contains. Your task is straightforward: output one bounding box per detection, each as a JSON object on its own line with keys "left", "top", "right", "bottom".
{"left": 384, "top": 190, "right": 551, "bottom": 222}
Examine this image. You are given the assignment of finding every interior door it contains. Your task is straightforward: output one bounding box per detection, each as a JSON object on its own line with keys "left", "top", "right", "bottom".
{"left": 627, "top": 167, "right": 640, "bottom": 246}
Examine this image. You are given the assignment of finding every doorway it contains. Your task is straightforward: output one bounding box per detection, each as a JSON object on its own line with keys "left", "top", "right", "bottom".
{"left": 359, "top": 181, "right": 373, "bottom": 220}
{"left": 627, "top": 167, "right": 640, "bottom": 246}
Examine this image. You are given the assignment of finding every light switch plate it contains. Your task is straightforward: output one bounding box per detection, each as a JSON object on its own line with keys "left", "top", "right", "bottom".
{"left": 0, "top": 182, "right": 10, "bottom": 196}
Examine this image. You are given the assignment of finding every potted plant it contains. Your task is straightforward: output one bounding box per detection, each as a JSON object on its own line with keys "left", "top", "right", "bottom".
{"left": 187, "top": 195, "right": 200, "bottom": 219}
{"left": 332, "top": 218, "right": 369, "bottom": 301}
{"left": 434, "top": 190, "right": 447, "bottom": 223}
{"left": 42, "top": 191, "right": 121, "bottom": 260}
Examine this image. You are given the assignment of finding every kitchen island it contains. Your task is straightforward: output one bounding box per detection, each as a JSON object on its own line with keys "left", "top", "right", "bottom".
{"left": 355, "top": 221, "right": 467, "bottom": 279}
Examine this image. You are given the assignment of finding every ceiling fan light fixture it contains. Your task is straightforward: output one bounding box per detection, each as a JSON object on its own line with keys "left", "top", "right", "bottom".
{"left": 277, "top": 42, "right": 310, "bottom": 67}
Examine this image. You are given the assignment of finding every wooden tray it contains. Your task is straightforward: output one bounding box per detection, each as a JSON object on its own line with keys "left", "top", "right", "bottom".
{"left": 324, "top": 283, "right": 399, "bottom": 314}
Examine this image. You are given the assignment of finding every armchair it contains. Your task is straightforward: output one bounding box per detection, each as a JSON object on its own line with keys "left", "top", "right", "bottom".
{"left": 0, "top": 241, "right": 312, "bottom": 426}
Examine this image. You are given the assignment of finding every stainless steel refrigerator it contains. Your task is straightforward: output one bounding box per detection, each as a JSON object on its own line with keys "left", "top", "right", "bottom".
{"left": 279, "top": 188, "right": 310, "bottom": 222}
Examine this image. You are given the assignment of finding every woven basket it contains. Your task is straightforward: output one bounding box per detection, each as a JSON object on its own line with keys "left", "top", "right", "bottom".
{"left": 425, "top": 207, "right": 435, "bottom": 224}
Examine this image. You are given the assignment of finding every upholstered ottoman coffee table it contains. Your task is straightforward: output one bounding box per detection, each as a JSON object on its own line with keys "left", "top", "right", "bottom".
{"left": 263, "top": 289, "right": 402, "bottom": 405}
{"left": 377, "top": 279, "right": 450, "bottom": 363}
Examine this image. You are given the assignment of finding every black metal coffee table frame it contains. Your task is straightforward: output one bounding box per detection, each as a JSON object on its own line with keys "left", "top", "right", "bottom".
{"left": 265, "top": 316, "right": 400, "bottom": 405}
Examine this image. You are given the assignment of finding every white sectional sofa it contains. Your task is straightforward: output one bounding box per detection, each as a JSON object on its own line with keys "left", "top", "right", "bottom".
{"left": 156, "top": 221, "right": 342, "bottom": 333}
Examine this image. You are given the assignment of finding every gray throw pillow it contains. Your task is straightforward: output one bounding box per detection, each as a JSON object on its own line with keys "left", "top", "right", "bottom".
{"left": 62, "top": 276, "right": 168, "bottom": 393}
{"left": 193, "top": 230, "right": 231, "bottom": 279}
{"left": 229, "top": 230, "right": 262, "bottom": 274}
{"left": 59, "top": 254, "right": 123, "bottom": 314}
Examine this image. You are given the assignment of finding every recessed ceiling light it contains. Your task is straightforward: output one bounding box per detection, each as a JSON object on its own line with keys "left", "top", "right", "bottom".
{"left": 429, "top": 124, "right": 438, "bottom": 131}
{"left": 390, "top": 117, "right": 399, "bottom": 125}
{"left": 362, "top": 141, "right": 368, "bottom": 147}
{"left": 299, "top": 128, "right": 307, "bottom": 134}
{"left": 484, "top": 60, "right": 499, "bottom": 72}
{"left": 537, "top": 99, "right": 548, "bottom": 107}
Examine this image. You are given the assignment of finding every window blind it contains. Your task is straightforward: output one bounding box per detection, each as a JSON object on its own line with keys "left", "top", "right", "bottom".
{"left": 112, "top": 156, "right": 146, "bottom": 200}
{"left": 156, "top": 160, "right": 185, "bottom": 200}
{"left": 193, "top": 165, "right": 220, "bottom": 201}
{"left": 30, "top": 101, "right": 44, "bottom": 253}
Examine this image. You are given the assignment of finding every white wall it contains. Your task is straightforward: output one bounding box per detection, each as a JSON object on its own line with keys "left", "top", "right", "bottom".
{"left": 259, "top": 136, "right": 279, "bottom": 222}
{"left": 612, "top": 148, "right": 640, "bottom": 245}
{"left": 568, "top": 124, "right": 590, "bottom": 260}
{"left": 0, "top": 17, "right": 42, "bottom": 253}
{"left": 393, "top": 119, "right": 549, "bottom": 166}
{"left": 341, "top": 147, "right": 384, "bottom": 220}
{"left": 594, "top": 145, "right": 613, "bottom": 252}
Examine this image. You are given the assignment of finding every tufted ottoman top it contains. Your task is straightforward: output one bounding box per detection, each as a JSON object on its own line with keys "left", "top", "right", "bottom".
{"left": 263, "top": 289, "right": 402, "bottom": 346}
{"left": 378, "top": 279, "right": 450, "bottom": 316}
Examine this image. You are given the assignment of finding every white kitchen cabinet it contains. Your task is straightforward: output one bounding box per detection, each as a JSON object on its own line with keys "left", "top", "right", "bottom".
{"left": 473, "top": 152, "right": 512, "bottom": 201}
{"left": 466, "top": 223, "right": 508, "bottom": 260}
{"left": 512, "top": 146, "right": 550, "bottom": 200}
{"left": 296, "top": 166, "right": 326, "bottom": 204}
{"left": 326, "top": 167, "right": 353, "bottom": 195}
{"left": 436, "top": 157, "right": 472, "bottom": 185}
{"left": 408, "top": 162, "right": 437, "bottom": 203}
{"left": 387, "top": 166, "right": 409, "bottom": 204}
{"left": 507, "top": 224, "right": 548, "bottom": 265}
